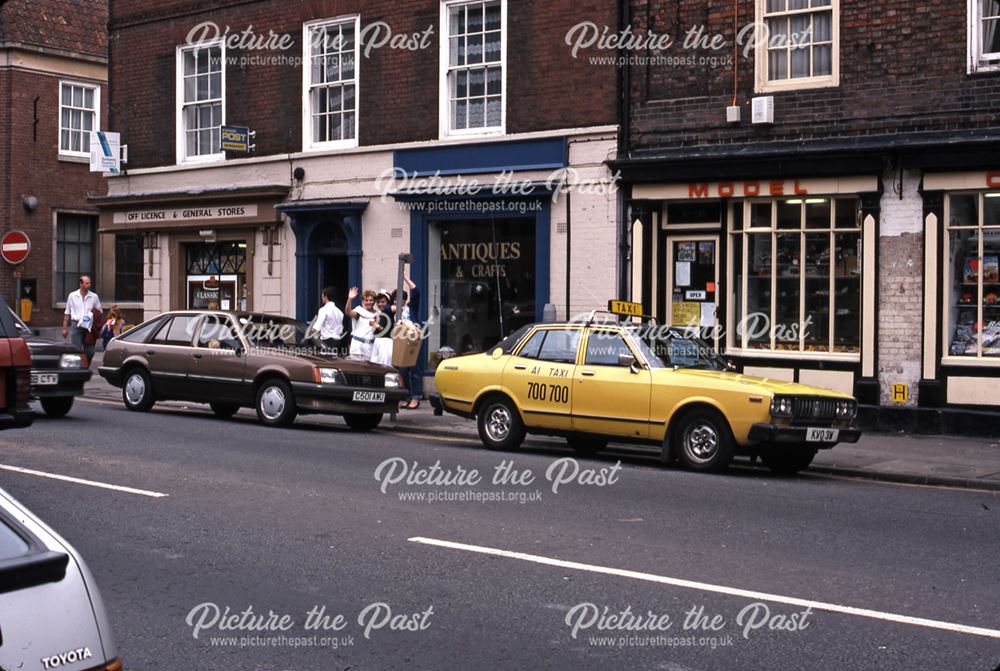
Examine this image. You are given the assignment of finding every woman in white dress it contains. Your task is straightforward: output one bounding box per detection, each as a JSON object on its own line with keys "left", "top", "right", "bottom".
{"left": 347, "top": 288, "right": 378, "bottom": 359}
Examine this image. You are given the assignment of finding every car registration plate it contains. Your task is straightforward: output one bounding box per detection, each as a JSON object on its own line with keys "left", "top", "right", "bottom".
{"left": 806, "top": 427, "right": 839, "bottom": 442}
{"left": 31, "top": 373, "right": 58, "bottom": 386}
{"left": 352, "top": 391, "right": 385, "bottom": 403}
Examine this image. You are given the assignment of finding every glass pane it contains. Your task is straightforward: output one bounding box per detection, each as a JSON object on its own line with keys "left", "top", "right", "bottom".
{"left": 983, "top": 226, "right": 1000, "bottom": 356}
{"left": 517, "top": 330, "right": 546, "bottom": 359}
{"left": 835, "top": 198, "right": 860, "bottom": 229}
{"left": 984, "top": 194, "right": 1000, "bottom": 226}
{"left": 485, "top": 30, "right": 502, "bottom": 62}
{"left": 949, "top": 228, "right": 980, "bottom": 356}
{"left": 82, "top": 112, "right": 93, "bottom": 132}
{"left": 750, "top": 202, "right": 772, "bottom": 229}
{"left": 746, "top": 233, "right": 772, "bottom": 348}
{"left": 81, "top": 130, "right": 90, "bottom": 152}
{"left": 984, "top": 18, "right": 1000, "bottom": 54}
{"left": 343, "top": 84, "right": 356, "bottom": 112}
{"left": 811, "top": 0, "right": 831, "bottom": 6}
{"left": 775, "top": 233, "right": 801, "bottom": 351}
{"left": 61, "top": 83, "right": 71, "bottom": 104}
{"left": 487, "top": 66, "right": 502, "bottom": 94}
{"left": 949, "top": 194, "right": 978, "bottom": 227}
{"left": 805, "top": 200, "right": 830, "bottom": 228}
{"left": 777, "top": 200, "right": 800, "bottom": 229}
{"left": 455, "top": 69, "right": 469, "bottom": 97}
{"left": 208, "top": 72, "right": 221, "bottom": 100}
{"left": 72, "top": 86, "right": 83, "bottom": 107}
{"left": 814, "top": 12, "right": 832, "bottom": 41}
{"left": 71, "top": 109, "right": 82, "bottom": 131}
{"left": 813, "top": 44, "right": 832, "bottom": 75}
{"left": 343, "top": 25, "right": 356, "bottom": 50}
{"left": 469, "top": 97, "right": 485, "bottom": 127}
{"left": 452, "top": 36, "right": 465, "bottom": 66}
{"left": 538, "top": 329, "right": 580, "bottom": 363}
{"left": 453, "top": 100, "right": 467, "bottom": 129}
{"left": 84, "top": 88, "right": 94, "bottom": 109}
{"left": 469, "top": 68, "right": 485, "bottom": 96}
{"left": 331, "top": 86, "right": 343, "bottom": 111}
{"left": 343, "top": 112, "right": 356, "bottom": 139}
{"left": 834, "top": 233, "right": 861, "bottom": 352}
{"left": 0, "top": 520, "right": 30, "bottom": 559}
{"left": 804, "top": 234, "right": 830, "bottom": 351}
{"left": 731, "top": 202, "right": 745, "bottom": 230}
{"left": 486, "top": 97, "right": 502, "bottom": 127}
{"left": 198, "top": 105, "right": 212, "bottom": 127}
{"left": 183, "top": 51, "right": 196, "bottom": 76}
{"left": 789, "top": 0, "right": 808, "bottom": 9}
{"left": 485, "top": 2, "right": 501, "bottom": 30}
{"left": 468, "top": 4, "right": 483, "bottom": 32}
{"left": 61, "top": 108, "right": 71, "bottom": 129}
{"left": 196, "top": 74, "right": 209, "bottom": 100}
{"left": 767, "top": 0, "right": 785, "bottom": 12}
{"left": 61, "top": 129, "right": 70, "bottom": 150}
{"left": 468, "top": 33, "right": 483, "bottom": 64}
{"left": 791, "top": 47, "right": 810, "bottom": 77}
{"left": 342, "top": 52, "right": 355, "bottom": 80}
{"left": 585, "top": 332, "right": 634, "bottom": 366}
{"left": 71, "top": 130, "right": 82, "bottom": 152}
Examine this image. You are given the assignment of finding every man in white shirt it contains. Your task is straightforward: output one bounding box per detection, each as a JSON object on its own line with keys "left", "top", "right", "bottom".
{"left": 62, "top": 275, "right": 101, "bottom": 363}
{"left": 310, "top": 286, "right": 348, "bottom": 352}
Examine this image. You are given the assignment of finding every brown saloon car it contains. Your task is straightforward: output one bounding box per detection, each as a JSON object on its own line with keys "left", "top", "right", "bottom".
{"left": 98, "top": 311, "right": 407, "bottom": 430}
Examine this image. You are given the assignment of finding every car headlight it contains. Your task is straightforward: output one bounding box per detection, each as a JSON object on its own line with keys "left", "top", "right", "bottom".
{"left": 769, "top": 395, "right": 794, "bottom": 418}
{"left": 384, "top": 372, "right": 402, "bottom": 388}
{"left": 60, "top": 353, "right": 83, "bottom": 369}
{"left": 835, "top": 399, "right": 857, "bottom": 420}
{"left": 317, "top": 368, "right": 343, "bottom": 385}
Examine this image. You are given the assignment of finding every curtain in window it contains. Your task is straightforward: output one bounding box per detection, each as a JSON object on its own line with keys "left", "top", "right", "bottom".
{"left": 985, "top": 0, "right": 1000, "bottom": 55}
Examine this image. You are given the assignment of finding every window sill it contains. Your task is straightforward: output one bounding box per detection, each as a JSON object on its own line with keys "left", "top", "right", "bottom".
{"left": 441, "top": 127, "right": 506, "bottom": 141}
{"left": 725, "top": 348, "right": 860, "bottom": 363}
{"left": 755, "top": 76, "right": 840, "bottom": 94}
{"left": 177, "top": 153, "right": 226, "bottom": 166}
{"left": 58, "top": 154, "right": 90, "bottom": 164}
{"left": 968, "top": 63, "right": 1000, "bottom": 75}
{"left": 302, "top": 139, "right": 359, "bottom": 153}
{"left": 940, "top": 355, "right": 1000, "bottom": 367}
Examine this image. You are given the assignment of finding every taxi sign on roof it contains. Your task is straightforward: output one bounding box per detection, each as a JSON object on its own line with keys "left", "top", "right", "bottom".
{"left": 607, "top": 300, "right": 642, "bottom": 317}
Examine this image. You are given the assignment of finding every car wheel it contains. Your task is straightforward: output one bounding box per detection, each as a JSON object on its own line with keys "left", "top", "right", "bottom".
{"left": 762, "top": 447, "right": 818, "bottom": 476}
{"left": 210, "top": 402, "right": 239, "bottom": 419}
{"left": 477, "top": 396, "right": 525, "bottom": 451}
{"left": 122, "top": 368, "right": 155, "bottom": 412}
{"left": 344, "top": 413, "right": 383, "bottom": 432}
{"left": 255, "top": 379, "right": 297, "bottom": 427}
{"left": 40, "top": 396, "right": 74, "bottom": 418}
{"left": 566, "top": 435, "right": 607, "bottom": 456}
{"left": 672, "top": 408, "right": 734, "bottom": 473}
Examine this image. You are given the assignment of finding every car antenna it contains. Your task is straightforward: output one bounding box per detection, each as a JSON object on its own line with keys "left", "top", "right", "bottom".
{"left": 490, "top": 215, "right": 505, "bottom": 337}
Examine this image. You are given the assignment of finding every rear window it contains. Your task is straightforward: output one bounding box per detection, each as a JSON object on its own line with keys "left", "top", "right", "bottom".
{"left": 151, "top": 316, "right": 198, "bottom": 346}
{"left": 0, "top": 518, "right": 29, "bottom": 560}
{"left": 494, "top": 324, "right": 534, "bottom": 355}
{"left": 119, "top": 318, "right": 163, "bottom": 343}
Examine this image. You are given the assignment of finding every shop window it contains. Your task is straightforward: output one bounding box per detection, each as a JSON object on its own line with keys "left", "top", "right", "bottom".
{"left": 442, "top": 0, "right": 504, "bottom": 136}
{"left": 303, "top": 16, "right": 359, "bottom": 149}
{"left": 756, "top": 0, "right": 838, "bottom": 91}
{"left": 115, "top": 234, "right": 143, "bottom": 302}
{"left": 59, "top": 82, "right": 99, "bottom": 156}
{"left": 429, "top": 218, "right": 534, "bottom": 356}
{"left": 177, "top": 42, "right": 224, "bottom": 162}
{"left": 970, "top": 0, "right": 1000, "bottom": 73}
{"left": 55, "top": 214, "right": 96, "bottom": 301}
{"left": 185, "top": 241, "right": 247, "bottom": 311}
{"left": 945, "top": 192, "right": 1000, "bottom": 358}
{"left": 730, "top": 198, "right": 861, "bottom": 355}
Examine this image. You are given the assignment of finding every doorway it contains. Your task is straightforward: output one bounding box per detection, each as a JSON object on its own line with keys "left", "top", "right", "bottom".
{"left": 665, "top": 234, "right": 720, "bottom": 348}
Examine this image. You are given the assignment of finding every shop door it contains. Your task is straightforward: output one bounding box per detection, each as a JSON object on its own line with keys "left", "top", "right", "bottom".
{"left": 665, "top": 235, "right": 719, "bottom": 348}
{"left": 188, "top": 275, "right": 239, "bottom": 310}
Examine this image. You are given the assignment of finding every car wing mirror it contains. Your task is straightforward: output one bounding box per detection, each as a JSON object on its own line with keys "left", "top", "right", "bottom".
{"left": 618, "top": 353, "right": 639, "bottom": 372}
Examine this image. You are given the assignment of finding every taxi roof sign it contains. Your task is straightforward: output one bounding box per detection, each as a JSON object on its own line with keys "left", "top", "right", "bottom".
{"left": 608, "top": 300, "right": 643, "bottom": 317}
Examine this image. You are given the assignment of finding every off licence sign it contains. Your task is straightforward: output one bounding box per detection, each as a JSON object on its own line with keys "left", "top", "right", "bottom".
{"left": 1, "top": 230, "right": 31, "bottom": 264}
{"left": 608, "top": 300, "right": 643, "bottom": 317}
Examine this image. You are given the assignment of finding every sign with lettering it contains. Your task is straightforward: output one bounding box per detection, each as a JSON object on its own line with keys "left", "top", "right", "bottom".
{"left": 688, "top": 180, "right": 809, "bottom": 199}
{"left": 112, "top": 205, "right": 258, "bottom": 225}
{"left": 608, "top": 300, "right": 643, "bottom": 317}
{"left": 891, "top": 383, "right": 908, "bottom": 403}
{"left": 89, "top": 131, "right": 121, "bottom": 174}
{"left": 221, "top": 125, "right": 253, "bottom": 153}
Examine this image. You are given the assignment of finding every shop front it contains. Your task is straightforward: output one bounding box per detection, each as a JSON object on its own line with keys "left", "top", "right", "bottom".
{"left": 919, "top": 170, "right": 1000, "bottom": 408}
{"left": 93, "top": 187, "right": 289, "bottom": 319}
{"left": 629, "top": 176, "right": 880, "bottom": 403}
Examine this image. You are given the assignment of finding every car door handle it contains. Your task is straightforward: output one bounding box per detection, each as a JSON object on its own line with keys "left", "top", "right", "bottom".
{"left": 513, "top": 364, "right": 527, "bottom": 370}
{"left": 145, "top": 350, "right": 155, "bottom": 356}
{"left": 580, "top": 370, "right": 596, "bottom": 377}
{"left": 193, "top": 353, "right": 202, "bottom": 359}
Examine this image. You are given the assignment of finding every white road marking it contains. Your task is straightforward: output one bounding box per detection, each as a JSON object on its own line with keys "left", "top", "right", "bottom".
{"left": 408, "top": 536, "right": 1000, "bottom": 640}
{"left": 0, "top": 464, "right": 168, "bottom": 498}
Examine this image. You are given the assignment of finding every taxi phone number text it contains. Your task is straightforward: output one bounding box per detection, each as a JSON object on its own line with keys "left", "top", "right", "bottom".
{"left": 526, "top": 382, "right": 569, "bottom": 404}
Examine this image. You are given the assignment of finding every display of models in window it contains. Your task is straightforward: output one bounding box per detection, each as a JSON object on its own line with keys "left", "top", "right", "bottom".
{"left": 731, "top": 198, "right": 860, "bottom": 353}
{"left": 947, "top": 193, "right": 1000, "bottom": 357}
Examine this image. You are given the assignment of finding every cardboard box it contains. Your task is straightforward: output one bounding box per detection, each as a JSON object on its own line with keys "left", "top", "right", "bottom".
{"left": 391, "top": 322, "right": 423, "bottom": 368}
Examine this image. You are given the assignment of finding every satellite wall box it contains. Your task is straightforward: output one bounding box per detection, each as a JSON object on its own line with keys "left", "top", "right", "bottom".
{"left": 751, "top": 96, "right": 774, "bottom": 124}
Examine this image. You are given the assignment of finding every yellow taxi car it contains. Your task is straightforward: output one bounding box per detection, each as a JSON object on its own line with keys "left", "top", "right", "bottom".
{"left": 430, "top": 315, "right": 860, "bottom": 474}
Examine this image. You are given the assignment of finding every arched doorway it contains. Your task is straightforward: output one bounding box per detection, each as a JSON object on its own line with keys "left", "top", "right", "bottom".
{"left": 311, "top": 223, "right": 349, "bottom": 310}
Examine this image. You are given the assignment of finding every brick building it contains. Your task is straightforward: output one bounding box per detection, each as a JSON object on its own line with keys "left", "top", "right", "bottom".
{"left": 610, "top": 0, "right": 1000, "bottom": 424}
{"left": 0, "top": 0, "right": 121, "bottom": 327}
{"left": 97, "top": 0, "right": 621, "bottom": 391}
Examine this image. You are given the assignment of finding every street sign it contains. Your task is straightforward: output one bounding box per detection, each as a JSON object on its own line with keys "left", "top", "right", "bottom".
{"left": 608, "top": 299, "right": 643, "bottom": 317}
{"left": 891, "top": 383, "right": 909, "bottom": 403}
{"left": 89, "top": 131, "right": 121, "bottom": 174}
{"left": 1, "top": 230, "right": 31, "bottom": 265}
{"left": 221, "top": 125, "right": 255, "bottom": 152}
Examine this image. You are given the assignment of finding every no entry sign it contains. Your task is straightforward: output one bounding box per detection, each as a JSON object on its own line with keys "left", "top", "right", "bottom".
{"left": 1, "top": 230, "right": 31, "bottom": 265}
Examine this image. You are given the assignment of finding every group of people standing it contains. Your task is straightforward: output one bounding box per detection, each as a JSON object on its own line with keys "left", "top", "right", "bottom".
{"left": 61, "top": 275, "right": 126, "bottom": 365}
{"left": 310, "top": 272, "right": 424, "bottom": 409}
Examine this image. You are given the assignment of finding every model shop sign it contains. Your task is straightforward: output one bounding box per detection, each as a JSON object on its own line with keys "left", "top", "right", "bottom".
{"left": 1, "top": 230, "right": 31, "bottom": 264}
{"left": 112, "top": 205, "right": 258, "bottom": 224}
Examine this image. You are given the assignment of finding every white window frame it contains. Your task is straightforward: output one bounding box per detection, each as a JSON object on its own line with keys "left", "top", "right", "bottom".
{"left": 58, "top": 81, "right": 100, "bottom": 158}
{"left": 754, "top": 0, "right": 840, "bottom": 93}
{"left": 302, "top": 15, "right": 361, "bottom": 151}
{"left": 969, "top": 0, "right": 1000, "bottom": 73}
{"left": 175, "top": 40, "right": 226, "bottom": 165}
{"left": 726, "top": 197, "right": 862, "bottom": 361}
{"left": 439, "top": 0, "right": 507, "bottom": 139}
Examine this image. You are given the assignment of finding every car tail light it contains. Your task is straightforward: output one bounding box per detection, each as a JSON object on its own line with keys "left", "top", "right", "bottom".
{"left": 15, "top": 367, "right": 31, "bottom": 406}
{"left": 99, "top": 658, "right": 123, "bottom": 671}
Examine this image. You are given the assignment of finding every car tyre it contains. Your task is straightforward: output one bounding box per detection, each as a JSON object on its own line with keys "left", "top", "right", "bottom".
{"left": 477, "top": 396, "right": 525, "bottom": 451}
{"left": 40, "top": 396, "right": 74, "bottom": 418}
{"left": 255, "top": 378, "right": 297, "bottom": 427}
{"left": 122, "top": 368, "right": 155, "bottom": 412}
{"left": 210, "top": 402, "right": 239, "bottom": 419}
{"left": 672, "top": 408, "right": 734, "bottom": 473}
{"left": 344, "top": 413, "right": 383, "bottom": 431}
{"left": 566, "top": 435, "right": 607, "bottom": 456}
{"left": 762, "top": 447, "right": 818, "bottom": 475}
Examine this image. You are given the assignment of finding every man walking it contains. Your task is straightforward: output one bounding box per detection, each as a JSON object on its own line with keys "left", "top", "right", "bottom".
{"left": 310, "top": 286, "right": 349, "bottom": 353}
{"left": 62, "top": 275, "right": 101, "bottom": 364}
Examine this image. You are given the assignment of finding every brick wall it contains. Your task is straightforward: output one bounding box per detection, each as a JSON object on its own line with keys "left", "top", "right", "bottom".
{"left": 2, "top": 68, "right": 108, "bottom": 325}
{"left": 626, "top": 0, "right": 1000, "bottom": 152}
{"left": 109, "top": 0, "right": 619, "bottom": 170}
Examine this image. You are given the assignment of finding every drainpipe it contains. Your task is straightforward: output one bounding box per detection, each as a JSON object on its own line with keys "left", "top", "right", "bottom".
{"left": 617, "top": 0, "right": 632, "bottom": 301}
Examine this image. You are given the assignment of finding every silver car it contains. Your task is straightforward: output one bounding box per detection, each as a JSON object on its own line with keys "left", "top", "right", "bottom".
{"left": 0, "top": 486, "right": 122, "bottom": 671}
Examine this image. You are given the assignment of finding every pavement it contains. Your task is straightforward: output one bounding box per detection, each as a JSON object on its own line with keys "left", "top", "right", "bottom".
{"left": 80, "top": 353, "right": 1000, "bottom": 492}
